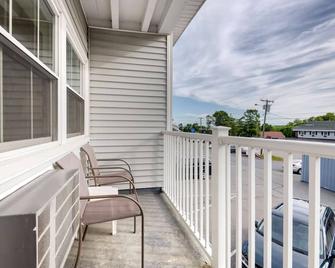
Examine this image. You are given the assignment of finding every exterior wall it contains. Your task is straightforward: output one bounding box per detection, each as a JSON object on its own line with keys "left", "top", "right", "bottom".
{"left": 89, "top": 28, "right": 168, "bottom": 188}
{"left": 302, "top": 155, "right": 335, "bottom": 192}
{"left": 295, "top": 130, "right": 335, "bottom": 140}
{"left": 0, "top": 0, "right": 89, "bottom": 199}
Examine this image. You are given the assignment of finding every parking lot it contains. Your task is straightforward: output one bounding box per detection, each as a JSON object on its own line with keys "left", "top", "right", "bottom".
{"left": 228, "top": 154, "right": 335, "bottom": 262}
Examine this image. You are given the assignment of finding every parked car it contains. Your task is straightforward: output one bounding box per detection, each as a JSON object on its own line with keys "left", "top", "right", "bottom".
{"left": 242, "top": 199, "right": 335, "bottom": 268}
{"left": 293, "top": 159, "right": 302, "bottom": 175}
{"left": 282, "top": 159, "right": 302, "bottom": 175}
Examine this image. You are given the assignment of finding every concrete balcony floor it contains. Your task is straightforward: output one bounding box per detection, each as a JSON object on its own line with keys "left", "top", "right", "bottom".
{"left": 65, "top": 189, "right": 206, "bottom": 268}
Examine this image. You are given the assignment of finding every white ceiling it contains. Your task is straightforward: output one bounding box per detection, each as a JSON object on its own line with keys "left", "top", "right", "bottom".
{"left": 80, "top": 0, "right": 205, "bottom": 43}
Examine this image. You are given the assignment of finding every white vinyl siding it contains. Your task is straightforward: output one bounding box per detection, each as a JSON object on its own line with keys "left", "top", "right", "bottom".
{"left": 89, "top": 29, "right": 167, "bottom": 188}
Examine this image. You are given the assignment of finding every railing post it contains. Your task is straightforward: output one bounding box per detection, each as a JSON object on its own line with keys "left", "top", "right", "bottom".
{"left": 212, "top": 126, "right": 230, "bottom": 268}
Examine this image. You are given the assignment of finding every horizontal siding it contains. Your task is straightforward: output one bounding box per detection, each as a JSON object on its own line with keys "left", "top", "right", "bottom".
{"left": 89, "top": 29, "right": 167, "bottom": 188}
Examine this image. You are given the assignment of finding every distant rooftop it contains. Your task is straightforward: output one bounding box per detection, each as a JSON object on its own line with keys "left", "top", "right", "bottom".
{"left": 293, "top": 121, "right": 335, "bottom": 131}
{"left": 264, "top": 131, "right": 285, "bottom": 139}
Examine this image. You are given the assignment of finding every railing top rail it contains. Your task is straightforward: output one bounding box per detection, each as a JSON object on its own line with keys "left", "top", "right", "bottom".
{"left": 220, "top": 136, "right": 335, "bottom": 158}
{"left": 163, "top": 131, "right": 213, "bottom": 141}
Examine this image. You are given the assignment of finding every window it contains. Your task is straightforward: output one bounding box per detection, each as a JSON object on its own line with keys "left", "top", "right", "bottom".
{"left": 39, "top": 0, "right": 54, "bottom": 69}
{"left": 12, "top": 0, "right": 38, "bottom": 56}
{"left": 0, "top": 1, "right": 9, "bottom": 31}
{"left": 0, "top": 37, "right": 57, "bottom": 152}
{"left": 66, "top": 39, "right": 81, "bottom": 93}
{"left": 66, "top": 39, "right": 84, "bottom": 137}
{"left": 326, "top": 214, "right": 335, "bottom": 252}
{"left": 3, "top": 0, "right": 54, "bottom": 69}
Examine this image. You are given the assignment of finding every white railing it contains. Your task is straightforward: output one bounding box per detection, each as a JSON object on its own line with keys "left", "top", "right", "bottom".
{"left": 163, "top": 131, "right": 213, "bottom": 255}
{"left": 163, "top": 127, "right": 335, "bottom": 268}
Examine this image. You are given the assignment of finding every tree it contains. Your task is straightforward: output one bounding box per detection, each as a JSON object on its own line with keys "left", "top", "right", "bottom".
{"left": 239, "top": 109, "right": 261, "bottom": 137}
{"left": 261, "top": 123, "right": 273, "bottom": 132}
{"left": 212, "top": 110, "right": 239, "bottom": 135}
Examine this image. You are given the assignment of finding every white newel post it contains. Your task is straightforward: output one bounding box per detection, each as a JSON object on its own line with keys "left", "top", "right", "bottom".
{"left": 212, "top": 126, "right": 230, "bottom": 268}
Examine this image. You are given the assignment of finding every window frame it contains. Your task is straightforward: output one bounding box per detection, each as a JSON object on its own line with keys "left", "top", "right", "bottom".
{"left": 65, "top": 35, "right": 85, "bottom": 138}
{"left": 0, "top": 0, "right": 59, "bottom": 153}
{"left": 5, "top": 0, "right": 57, "bottom": 71}
{"left": 0, "top": 37, "right": 57, "bottom": 153}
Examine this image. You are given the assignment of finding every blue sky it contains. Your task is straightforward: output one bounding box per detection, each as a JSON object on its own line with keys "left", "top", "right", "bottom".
{"left": 173, "top": 0, "right": 335, "bottom": 125}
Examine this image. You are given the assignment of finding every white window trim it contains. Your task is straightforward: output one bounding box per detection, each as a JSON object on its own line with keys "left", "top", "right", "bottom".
{"left": 65, "top": 35, "right": 86, "bottom": 139}
{"left": 0, "top": 0, "right": 89, "bottom": 200}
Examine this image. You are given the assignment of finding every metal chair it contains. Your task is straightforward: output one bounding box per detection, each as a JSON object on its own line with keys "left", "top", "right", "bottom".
{"left": 56, "top": 153, "right": 144, "bottom": 268}
{"left": 80, "top": 143, "right": 135, "bottom": 193}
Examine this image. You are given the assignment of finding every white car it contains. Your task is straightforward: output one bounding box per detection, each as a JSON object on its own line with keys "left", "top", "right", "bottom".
{"left": 292, "top": 159, "right": 302, "bottom": 174}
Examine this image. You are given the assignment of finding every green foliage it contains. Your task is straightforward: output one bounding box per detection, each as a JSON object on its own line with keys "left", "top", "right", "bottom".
{"left": 261, "top": 123, "right": 273, "bottom": 131}
{"left": 177, "top": 111, "right": 335, "bottom": 138}
{"left": 212, "top": 111, "right": 239, "bottom": 135}
{"left": 178, "top": 123, "right": 211, "bottom": 134}
{"left": 238, "top": 109, "right": 261, "bottom": 137}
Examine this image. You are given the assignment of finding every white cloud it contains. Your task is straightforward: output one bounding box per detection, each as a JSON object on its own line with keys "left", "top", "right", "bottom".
{"left": 174, "top": 0, "right": 335, "bottom": 122}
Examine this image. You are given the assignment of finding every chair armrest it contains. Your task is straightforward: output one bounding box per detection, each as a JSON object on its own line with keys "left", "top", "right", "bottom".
{"left": 86, "top": 174, "right": 138, "bottom": 200}
{"left": 96, "top": 158, "right": 132, "bottom": 172}
{"left": 80, "top": 194, "right": 143, "bottom": 215}
{"left": 90, "top": 166, "right": 133, "bottom": 178}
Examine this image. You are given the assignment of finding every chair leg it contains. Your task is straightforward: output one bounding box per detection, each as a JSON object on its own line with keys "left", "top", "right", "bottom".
{"left": 74, "top": 224, "right": 83, "bottom": 268}
{"left": 82, "top": 225, "right": 88, "bottom": 241}
{"left": 133, "top": 216, "right": 136, "bottom": 233}
{"left": 141, "top": 214, "right": 144, "bottom": 268}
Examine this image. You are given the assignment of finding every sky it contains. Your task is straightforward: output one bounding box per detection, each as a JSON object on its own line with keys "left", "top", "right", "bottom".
{"left": 172, "top": 0, "right": 335, "bottom": 125}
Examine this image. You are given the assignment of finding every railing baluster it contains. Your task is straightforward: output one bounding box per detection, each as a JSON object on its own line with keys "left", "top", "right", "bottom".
{"left": 195, "top": 139, "right": 199, "bottom": 236}
{"left": 173, "top": 136, "right": 177, "bottom": 203}
{"left": 205, "top": 140, "right": 210, "bottom": 249}
{"left": 283, "top": 153, "right": 293, "bottom": 268}
{"left": 199, "top": 139, "right": 204, "bottom": 242}
{"left": 308, "top": 156, "right": 320, "bottom": 268}
{"left": 236, "top": 146, "right": 243, "bottom": 268}
{"left": 186, "top": 138, "right": 190, "bottom": 222}
{"left": 248, "top": 147, "right": 256, "bottom": 268}
{"left": 171, "top": 135, "right": 173, "bottom": 198}
{"left": 177, "top": 136, "right": 181, "bottom": 210}
{"left": 225, "top": 144, "right": 231, "bottom": 268}
{"left": 190, "top": 139, "right": 194, "bottom": 228}
{"left": 264, "top": 149, "right": 272, "bottom": 268}
{"left": 163, "top": 134, "right": 167, "bottom": 193}
{"left": 167, "top": 135, "right": 171, "bottom": 197}
{"left": 182, "top": 137, "right": 186, "bottom": 217}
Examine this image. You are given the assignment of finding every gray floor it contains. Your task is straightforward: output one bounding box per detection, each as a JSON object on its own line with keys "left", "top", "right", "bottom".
{"left": 65, "top": 190, "right": 205, "bottom": 268}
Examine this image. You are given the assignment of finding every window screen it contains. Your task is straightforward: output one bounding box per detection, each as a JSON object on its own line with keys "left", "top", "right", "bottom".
{"left": 0, "top": 40, "right": 57, "bottom": 152}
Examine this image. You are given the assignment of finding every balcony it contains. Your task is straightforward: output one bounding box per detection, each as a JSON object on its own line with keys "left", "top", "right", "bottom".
{"left": 64, "top": 189, "right": 209, "bottom": 268}
{"left": 59, "top": 127, "right": 335, "bottom": 268}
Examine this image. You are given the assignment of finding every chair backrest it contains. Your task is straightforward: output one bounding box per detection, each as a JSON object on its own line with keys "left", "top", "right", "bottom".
{"left": 56, "top": 153, "right": 89, "bottom": 216}
{"left": 81, "top": 143, "right": 100, "bottom": 176}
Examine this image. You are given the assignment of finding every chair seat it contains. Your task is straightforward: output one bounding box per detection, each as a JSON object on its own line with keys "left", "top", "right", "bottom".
{"left": 82, "top": 195, "right": 141, "bottom": 225}
{"left": 96, "top": 170, "right": 133, "bottom": 185}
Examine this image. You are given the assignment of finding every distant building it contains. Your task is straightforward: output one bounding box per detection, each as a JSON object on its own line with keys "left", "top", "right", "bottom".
{"left": 263, "top": 131, "right": 285, "bottom": 139}
{"left": 293, "top": 121, "right": 335, "bottom": 140}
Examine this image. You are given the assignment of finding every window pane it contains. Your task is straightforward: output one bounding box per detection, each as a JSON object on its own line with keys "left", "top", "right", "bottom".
{"left": 3, "top": 48, "right": 32, "bottom": 142}
{"left": 12, "top": 0, "right": 38, "bottom": 56}
{"left": 67, "top": 89, "right": 84, "bottom": 137}
{"left": 39, "top": 0, "right": 54, "bottom": 69}
{"left": 0, "top": 39, "right": 58, "bottom": 151}
{"left": 66, "top": 40, "right": 81, "bottom": 93}
{"left": 0, "top": 0, "right": 9, "bottom": 31}
{"left": 33, "top": 70, "right": 50, "bottom": 138}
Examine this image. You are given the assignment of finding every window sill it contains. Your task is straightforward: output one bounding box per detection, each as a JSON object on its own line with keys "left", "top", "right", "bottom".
{"left": 0, "top": 135, "right": 89, "bottom": 200}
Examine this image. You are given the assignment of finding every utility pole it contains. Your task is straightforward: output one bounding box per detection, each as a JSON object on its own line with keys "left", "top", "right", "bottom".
{"left": 260, "top": 99, "right": 274, "bottom": 138}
